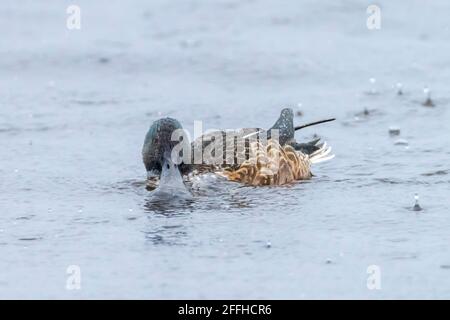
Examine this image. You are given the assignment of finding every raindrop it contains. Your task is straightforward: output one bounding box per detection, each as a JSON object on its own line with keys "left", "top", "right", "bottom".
{"left": 396, "top": 82, "right": 403, "bottom": 95}
{"left": 266, "top": 241, "right": 272, "bottom": 248}
{"left": 389, "top": 126, "right": 401, "bottom": 136}
{"left": 413, "top": 193, "right": 422, "bottom": 211}
{"left": 296, "top": 103, "right": 303, "bottom": 117}
{"left": 354, "top": 108, "right": 370, "bottom": 120}
{"left": 98, "top": 57, "right": 110, "bottom": 64}
{"left": 423, "top": 86, "right": 435, "bottom": 107}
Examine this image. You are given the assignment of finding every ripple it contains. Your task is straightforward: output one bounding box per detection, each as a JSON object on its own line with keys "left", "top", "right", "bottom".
{"left": 0, "top": 124, "right": 68, "bottom": 134}
{"left": 342, "top": 108, "right": 384, "bottom": 126}
{"left": 103, "top": 179, "right": 148, "bottom": 195}
{"left": 0, "top": 127, "right": 21, "bottom": 134}
{"left": 70, "top": 99, "right": 120, "bottom": 106}
{"left": 143, "top": 225, "right": 188, "bottom": 246}
{"left": 389, "top": 252, "right": 418, "bottom": 260}
{"left": 374, "top": 178, "right": 402, "bottom": 184}
{"left": 143, "top": 198, "right": 195, "bottom": 215}
{"left": 15, "top": 215, "right": 35, "bottom": 220}
{"left": 80, "top": 219, "right": 110, "bottom": 225}
{"left": 18, "top": 237, "right": 43, "bottom": 241}
{"left": 421, "top": 169, "right": 448, "bottom": 177}
{"left": 387, "top": 238, "right": 409, "bottom": 243}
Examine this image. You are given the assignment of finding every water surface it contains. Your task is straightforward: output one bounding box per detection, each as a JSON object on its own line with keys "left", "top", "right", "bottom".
{"left": 0, "top": 0, "right": 449, "bottom": 299}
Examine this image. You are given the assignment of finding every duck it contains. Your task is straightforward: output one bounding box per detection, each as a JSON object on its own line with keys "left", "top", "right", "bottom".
{"left": 142, "top": 108, "right": 335, "bottom": 190}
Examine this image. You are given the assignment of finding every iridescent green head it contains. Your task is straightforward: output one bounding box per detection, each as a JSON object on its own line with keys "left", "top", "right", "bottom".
{"left": 142, "top": 117, "right": 184, "bottom": 177}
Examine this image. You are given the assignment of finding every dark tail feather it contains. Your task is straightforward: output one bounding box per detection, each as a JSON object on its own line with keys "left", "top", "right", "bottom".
{"left": 268, "top": 108, "right": 295, "bottom": 146}
{"left": 289, "top": 138, "right": 322, "bottom": 155}
{"left": 294, "top": 118, "right": 336, "bottom": 131}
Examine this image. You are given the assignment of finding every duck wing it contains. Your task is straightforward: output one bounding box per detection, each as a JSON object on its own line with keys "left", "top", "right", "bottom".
{"left": 188, "top": 128, "right": 264, "bottom": 172}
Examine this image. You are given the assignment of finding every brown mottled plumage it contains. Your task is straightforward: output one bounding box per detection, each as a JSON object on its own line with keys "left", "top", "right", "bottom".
{"left": 220, "top": 139, "right": 313, "bottom": 186}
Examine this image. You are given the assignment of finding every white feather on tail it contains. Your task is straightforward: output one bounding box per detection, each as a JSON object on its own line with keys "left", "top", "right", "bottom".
{"left": 308, "top": 141, "right": 335, "bottom": 164}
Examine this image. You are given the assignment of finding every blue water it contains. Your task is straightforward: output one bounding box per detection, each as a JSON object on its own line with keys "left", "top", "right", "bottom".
{"left": 0, "top": 0, "right": 449, "bottom": 299}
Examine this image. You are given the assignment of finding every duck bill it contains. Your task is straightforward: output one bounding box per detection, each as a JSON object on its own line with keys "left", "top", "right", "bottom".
{"left": 152, "top": 154, "right": 192, "bottom": 199}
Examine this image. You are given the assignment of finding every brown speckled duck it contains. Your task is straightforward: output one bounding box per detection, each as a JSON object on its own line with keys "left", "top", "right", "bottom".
{"left": 142, "top": 108, "right": 334, "bottom": 189}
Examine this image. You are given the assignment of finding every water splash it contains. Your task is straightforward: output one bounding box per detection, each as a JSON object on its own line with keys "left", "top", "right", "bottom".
{"left": 389, "top": 126, "right": 401, "bottom": 136}
{"left": 412, "top": 193, "right": 422, "bottom": 211}
{"left": 296, "top": 103, "right": 303, "bottom": 117}
{"left": 422, "top": 86, "right": 435, "bottom": 107}
{"left": 396, "top": 82, "right": 403, "bottom": 95}
{"left": 394, "top": 139, "right": 409, "bottom": 146}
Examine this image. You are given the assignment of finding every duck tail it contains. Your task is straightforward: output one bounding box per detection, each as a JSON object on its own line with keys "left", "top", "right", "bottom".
{"left": 308, "top": 141, "right": 335, "bottom": 164}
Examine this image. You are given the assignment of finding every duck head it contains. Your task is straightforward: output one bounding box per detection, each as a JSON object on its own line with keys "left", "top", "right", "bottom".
{"left": 142, "top": 117, "right": 187, "bottom": 178}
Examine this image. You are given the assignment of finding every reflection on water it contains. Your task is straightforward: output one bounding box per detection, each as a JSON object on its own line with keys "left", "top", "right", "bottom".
{"left": 143, "top": 223, "right": 188, "bottom": 246}
{"left": 143, "top": 197, "right": 195, "bottom": 215}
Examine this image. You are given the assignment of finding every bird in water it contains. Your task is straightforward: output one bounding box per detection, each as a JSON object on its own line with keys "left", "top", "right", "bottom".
{"left": 142, "top": 108, "right": 335, "bottom": 190}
